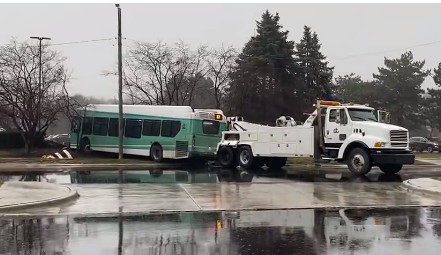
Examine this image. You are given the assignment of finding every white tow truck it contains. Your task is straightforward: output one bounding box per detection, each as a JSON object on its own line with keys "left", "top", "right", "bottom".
{"left": 216, "top": 100, "right": 415, "bottom": 175}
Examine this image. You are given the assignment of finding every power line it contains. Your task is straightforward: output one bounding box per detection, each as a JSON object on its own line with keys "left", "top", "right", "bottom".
{"left": 49, "top": 38, "right": 116, "bottom": 46}
{"left": 329, "top": 39, "right": 441, "bottom": 61}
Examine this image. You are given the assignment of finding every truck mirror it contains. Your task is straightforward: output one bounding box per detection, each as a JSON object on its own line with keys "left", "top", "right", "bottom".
{"left": 386, "top": 113, "right": 391, "bottom": 124}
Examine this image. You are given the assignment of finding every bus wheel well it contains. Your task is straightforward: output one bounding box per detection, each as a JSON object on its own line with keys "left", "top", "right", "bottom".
{"left": 343, "top": 142, "right": 368, "bottom": 161}
{"left": 79, "top": 137, "right": 91, "bottom": 153}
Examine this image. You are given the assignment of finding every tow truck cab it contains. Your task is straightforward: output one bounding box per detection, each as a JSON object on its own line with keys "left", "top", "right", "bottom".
{"left": 318, "top": 102, "right": 414, "bottom": 174}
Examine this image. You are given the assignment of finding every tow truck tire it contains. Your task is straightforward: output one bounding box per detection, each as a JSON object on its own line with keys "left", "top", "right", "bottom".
{"left": 347, "top": 148, "right": 372, "bottom": 175}
{"left": 217, "top": 146, "right": 236, "bottom": 168}
{"left": 266, "top": 157, "right": 287, "bottom": 169}
{"left": 379, "top": 164, "right": 403, "bottom": 174}
{"left": 237, "top": 146, "right": 254, "bottom": 169}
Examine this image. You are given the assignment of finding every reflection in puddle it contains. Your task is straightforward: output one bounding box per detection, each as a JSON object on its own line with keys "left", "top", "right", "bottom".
{"left": 0, "top": 207, "right": 439, "bottom": 255}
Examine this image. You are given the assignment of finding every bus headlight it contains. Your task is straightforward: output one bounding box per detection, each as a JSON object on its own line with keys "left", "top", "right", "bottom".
{"left": 374, "top": 142, "right": 386, "bottom": 148}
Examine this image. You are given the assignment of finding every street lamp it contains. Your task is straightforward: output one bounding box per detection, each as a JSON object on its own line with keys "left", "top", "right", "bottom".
{"left": 30, "top": 37, "right": 51, "bottom": 90}
{"left": 115, "top": 4, "right": 124, "bottom": 160}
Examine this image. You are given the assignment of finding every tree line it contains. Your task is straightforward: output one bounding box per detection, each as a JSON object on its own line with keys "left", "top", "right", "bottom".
{"left": 0, "top": 10, "right": 440, "bottom": 153}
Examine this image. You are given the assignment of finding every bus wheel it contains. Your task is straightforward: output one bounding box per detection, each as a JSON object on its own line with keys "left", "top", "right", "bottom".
{"left": 266, "top": 157, "right": 287, "bottom": 169}
{"left": 217, "top": 146, "right": 236, "bottom": 168}
{"left": 237, "top": 146, "right": 254, "bottom": 169}
{"left": 79, "top": 138, "right": 91, "bottom": 155}
{"left": 347, "top": 148, "right": 372, "bottom": 175}
{"left": 379, "top": 164, "right": 402, "bottom": 174}
{"left": 150, "top": 144, "right": 163, "bottom": 162}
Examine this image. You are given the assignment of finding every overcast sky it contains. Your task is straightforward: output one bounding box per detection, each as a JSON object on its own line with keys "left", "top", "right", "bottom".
{"left": 1, "top": 3, "right": 440, "bottom": 100}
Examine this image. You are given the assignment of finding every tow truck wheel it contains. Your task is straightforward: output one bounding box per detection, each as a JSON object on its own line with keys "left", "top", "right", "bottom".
{"left": 379, "top": 164, "right": 403, "bottom": 174}
{"left": 217, "top": 146, "right": 237, "bottom": 168}
{"left": 347, "top": 148, "right": 372, "bottom": 175}
{"left": 237, "top": 146, "right": 254, "bottom": 169}
{"left": 266, "top": 157, "right": 287, "bottom": 169}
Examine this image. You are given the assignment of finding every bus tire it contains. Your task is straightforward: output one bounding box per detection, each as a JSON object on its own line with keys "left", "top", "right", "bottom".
{"left": 379, "top": 164, "right": 402, "bottom": 174}
{"left": 347, "top": 148, "right": 372, "bottom": 175}
{"left": 237, "top": 146, "right": 254, "bottom": 169}
{"left": 266, "top": 157, "right": 287, "bottom": 169}
{"left": 150, "top": 144, "right": 163, "bottom": 162}
{"left": 217, "top": 146, "right": 236, "bottom": 168}
{"left": 79, "top": 138, "right": 91, "bottom": 155}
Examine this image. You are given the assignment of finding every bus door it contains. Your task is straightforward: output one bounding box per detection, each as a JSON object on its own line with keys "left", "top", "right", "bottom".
{"left": 70, "top": 116, "right": 80, "bottom": 149}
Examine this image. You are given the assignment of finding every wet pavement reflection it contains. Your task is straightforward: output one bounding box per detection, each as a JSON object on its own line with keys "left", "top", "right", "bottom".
{"left": 1, "top": 207, "right": 441, "bottom": 255}
{"left": 1, "top": 165, "right": 440, "bottom": 186}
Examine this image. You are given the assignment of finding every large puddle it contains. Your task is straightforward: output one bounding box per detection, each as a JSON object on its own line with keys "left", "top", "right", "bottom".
{"left": 0, "top": 207, "right": 440, "bottom": 255}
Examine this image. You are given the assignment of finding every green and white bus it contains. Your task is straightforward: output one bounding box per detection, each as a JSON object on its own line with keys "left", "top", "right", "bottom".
{"left": 69, "top": 105, "right": 227, "bottom": 161}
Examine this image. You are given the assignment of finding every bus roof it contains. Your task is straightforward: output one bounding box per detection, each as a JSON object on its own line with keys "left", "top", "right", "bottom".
{"left": 80, "top": 104, "right": 195, "bottom": 119}
{"left": 79, "top": 104, "right": 225, "bottom": 119}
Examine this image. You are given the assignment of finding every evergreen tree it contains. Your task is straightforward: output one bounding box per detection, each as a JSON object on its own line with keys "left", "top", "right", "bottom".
{"left": 334, "top": 73, "right": 379, "bottom": 106}
{"left": 295, "top": 26, "right": 334, "bottom": 103}
{"left": 373, "top": 51, "right": 430, "bottom": 129}
{"left": 425, "top": 63, "right": 441, "bottom": 135}
{"left": 226, "top": 11, "right": 304, "bottom": 123}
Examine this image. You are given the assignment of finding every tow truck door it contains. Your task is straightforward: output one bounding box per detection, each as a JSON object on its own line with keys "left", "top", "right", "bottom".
{"left": 324, "top": 107, "right": 351, "bottom": 145}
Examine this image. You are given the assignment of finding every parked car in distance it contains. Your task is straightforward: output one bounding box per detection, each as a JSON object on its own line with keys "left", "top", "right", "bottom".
{"left": 45, "top": 134, "right": 71, "bottom": 147}
{"left": 409, "top": 137, "right": 439, "bottom": 153}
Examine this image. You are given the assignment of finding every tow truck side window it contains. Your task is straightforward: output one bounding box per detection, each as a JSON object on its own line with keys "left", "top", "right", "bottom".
{"left": 329, "top": 110, "right": 337, "bottom": 122}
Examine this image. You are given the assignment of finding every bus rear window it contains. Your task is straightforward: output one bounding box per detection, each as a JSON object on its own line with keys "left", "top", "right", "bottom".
{"left": 202, "top": 120, "right": 220, "bottom": 135}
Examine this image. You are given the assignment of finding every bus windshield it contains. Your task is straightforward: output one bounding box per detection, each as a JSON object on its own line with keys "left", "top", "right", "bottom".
{"left": 348, "top": 109, "right": 378, "bottom": 122}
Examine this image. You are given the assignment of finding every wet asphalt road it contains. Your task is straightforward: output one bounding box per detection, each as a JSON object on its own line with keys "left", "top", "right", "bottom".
{"left": 1, "top": 165, "right": 441, "bottom": 254}
{"left": 1, "top": 207, "right": 441, "bottom": 255}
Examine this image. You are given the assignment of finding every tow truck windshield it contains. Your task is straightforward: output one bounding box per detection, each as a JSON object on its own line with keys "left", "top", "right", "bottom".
{"left": 348, "top": 108, "right": 378, "bottom": 122}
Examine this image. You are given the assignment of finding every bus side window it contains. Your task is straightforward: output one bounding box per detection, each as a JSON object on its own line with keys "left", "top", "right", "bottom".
{"left": 125, "top": 119, "right": 142, "bottom": 138}
{"left": 93, "top": 117, "right": 109, "bottom": 136}
{"left": 108, "top": 118, "right": 124, "bottom": 137}
{"left": 82, "top": 117, "right": 93, "bottom": 135}
{"left": 143, "top": 119, "right": 161, "bottom": 136}
{"left": 161, "top": 120, "right": 181, "bottom": 137}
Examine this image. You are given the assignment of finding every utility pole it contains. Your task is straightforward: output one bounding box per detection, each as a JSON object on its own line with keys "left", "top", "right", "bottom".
{"left": 30, "top": 36, "right": 51, "bottom": 132}
{"left": 116, "top": 4, "right": 124, "bottom": 160}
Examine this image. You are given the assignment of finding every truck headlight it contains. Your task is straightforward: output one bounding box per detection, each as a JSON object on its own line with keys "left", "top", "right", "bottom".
{"left": 374, "top": 142, "right": 386, "bottom": 148}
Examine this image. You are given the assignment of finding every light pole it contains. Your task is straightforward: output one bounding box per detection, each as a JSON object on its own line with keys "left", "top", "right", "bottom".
{"left": 29, "top": 36, "right": 51, "bottom": 90}
{"left": 30, "top": 36, "right": 51, "bottom": 132}
{"left": 115, "top": 4, "right": 123, "bottom": 160}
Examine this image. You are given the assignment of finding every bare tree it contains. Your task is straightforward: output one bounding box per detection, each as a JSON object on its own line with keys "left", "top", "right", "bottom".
{"left": 0, "top": 39, "right": 70, "bottom": 153}
{"left": 124, "top": 41, "right": 210, "bottom": 106}
{"left": 206, "top": 46, "right": 237, "bottom": 108}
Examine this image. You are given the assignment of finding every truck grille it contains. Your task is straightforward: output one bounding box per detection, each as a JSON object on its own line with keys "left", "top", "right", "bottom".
{"left": 175, "top": 141, "right": 189, "bottom": 158}
{"left": 390, "top": 130, "right": 408, "bottom": 147}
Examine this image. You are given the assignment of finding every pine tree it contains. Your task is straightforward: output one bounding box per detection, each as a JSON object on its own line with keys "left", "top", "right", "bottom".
{"left": 295, "top": 26, "right": 334, "bottom": 103}
{"left": 373, "top": 51, "right": 430, "bottom": 129}
{"left": 226, "top": 11, "right": 304, "bottom": 123}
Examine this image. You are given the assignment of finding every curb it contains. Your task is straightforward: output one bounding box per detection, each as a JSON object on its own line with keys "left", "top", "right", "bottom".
{"left": 0, "top": 184, "right": 79, "bottom": 211}
{"left": 401, "top": 179, "right": 441, "bottom": 196}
